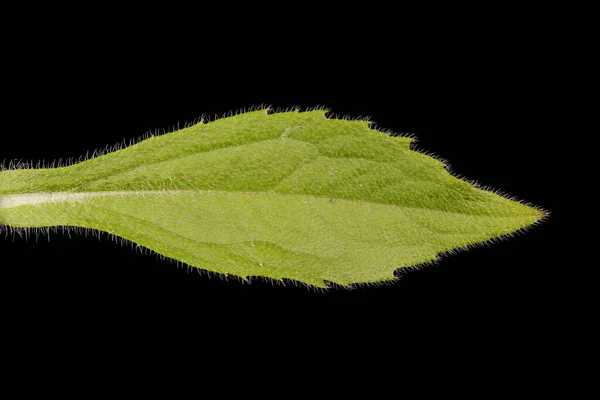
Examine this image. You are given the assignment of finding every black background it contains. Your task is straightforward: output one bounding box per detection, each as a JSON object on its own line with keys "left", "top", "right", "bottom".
{"left": 0, "top": 11, "right": 562, "bottom": 319}
{"left": 0, "top": 11, "right": 580, "bottom": 395}
{"left": 1, "top": 5, "right": 586, "bottom": 396}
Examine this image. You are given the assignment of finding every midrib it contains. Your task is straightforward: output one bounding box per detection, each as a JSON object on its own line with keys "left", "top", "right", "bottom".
{"left": 0, "top": 190, "right": 215, "bottom": 208}
{"left": 0, "top": 189, "right": 335, "bottom": 209}
{"left": 0, "top": 190, "right": 516, "bottom": 219}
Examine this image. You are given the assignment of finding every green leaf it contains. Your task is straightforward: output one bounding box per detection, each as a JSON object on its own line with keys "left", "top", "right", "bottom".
{"left": 0, "top": 109, "right": 544, "bottom": 287}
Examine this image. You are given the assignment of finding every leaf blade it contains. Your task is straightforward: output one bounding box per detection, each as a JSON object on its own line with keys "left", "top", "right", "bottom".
{"left": 0, "top": 109, "right": 544, "bottom": 287}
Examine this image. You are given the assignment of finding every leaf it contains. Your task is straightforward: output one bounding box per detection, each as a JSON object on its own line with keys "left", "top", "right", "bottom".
{"left": 0, "top": 109, "right": 545, "bottom": 287}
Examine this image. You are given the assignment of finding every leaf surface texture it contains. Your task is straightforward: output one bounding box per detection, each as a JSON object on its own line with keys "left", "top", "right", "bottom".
{"left": 0, "top": 110, "right": 543, "bottom": 287}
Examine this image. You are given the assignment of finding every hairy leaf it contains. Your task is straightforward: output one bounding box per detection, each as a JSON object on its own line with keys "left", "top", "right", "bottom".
{"left": 0, "top": 109, "right": 544, "bottom": 287}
